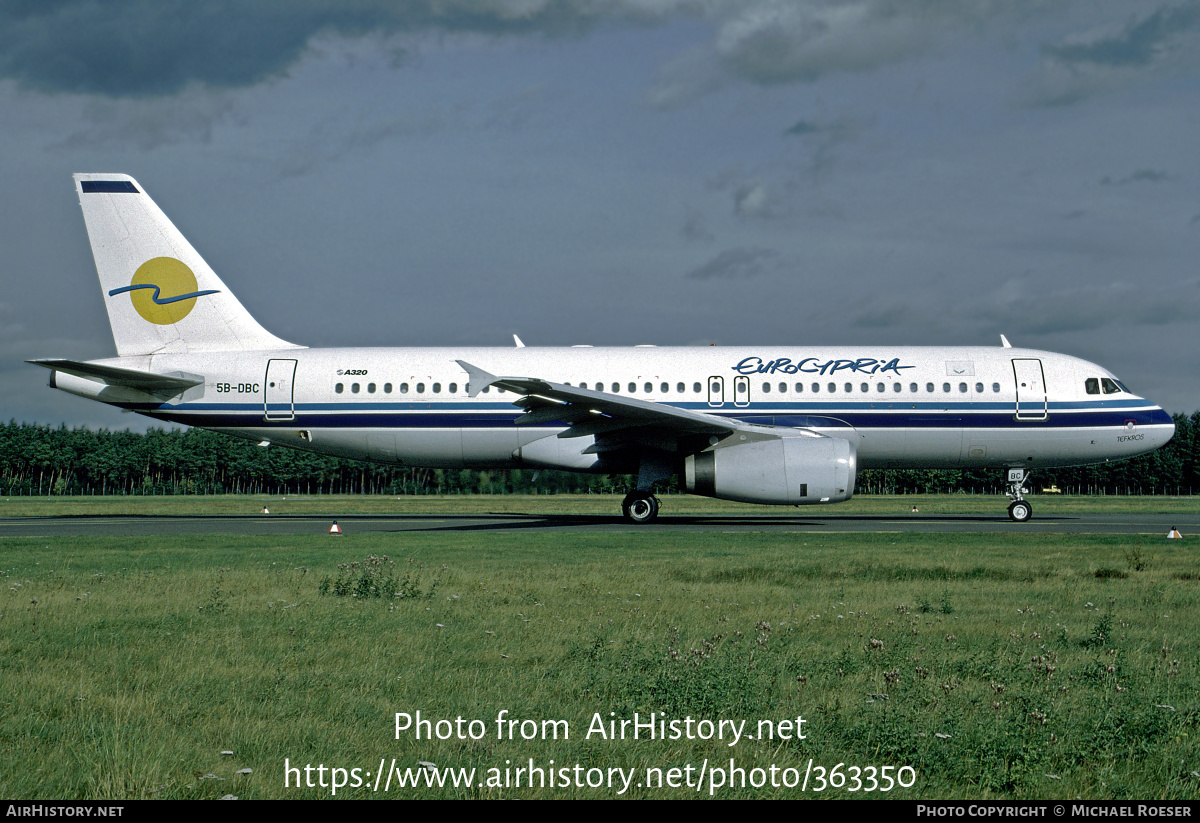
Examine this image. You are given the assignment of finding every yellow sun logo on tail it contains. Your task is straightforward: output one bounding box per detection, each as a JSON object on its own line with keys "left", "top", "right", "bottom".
{"left": 107, "top": 258, "right": 219, "bottom": 325}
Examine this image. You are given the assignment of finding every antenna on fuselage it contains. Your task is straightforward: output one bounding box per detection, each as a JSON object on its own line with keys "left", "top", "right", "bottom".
{"left": 1000, "top": 335, "right": 1012, "bottom": 348}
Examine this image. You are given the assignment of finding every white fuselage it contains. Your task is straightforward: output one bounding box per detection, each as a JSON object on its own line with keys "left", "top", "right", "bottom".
{"left": 54, "top": 344, "right": 1175, "bottom": 475}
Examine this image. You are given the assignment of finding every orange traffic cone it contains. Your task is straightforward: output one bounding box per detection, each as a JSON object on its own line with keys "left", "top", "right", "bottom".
{"left": 328, "top": 520, "right": 342, "bottom": 535}
{"left": 1168, "top": 527, "right": 1182, "bottom": 539}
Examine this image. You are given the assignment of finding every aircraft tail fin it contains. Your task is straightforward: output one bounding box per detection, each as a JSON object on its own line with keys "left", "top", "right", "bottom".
{"left": 74, "top": 173, "right": 300, "bottom": 356}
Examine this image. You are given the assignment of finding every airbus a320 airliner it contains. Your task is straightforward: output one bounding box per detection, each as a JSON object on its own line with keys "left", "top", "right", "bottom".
{"left": 31, "top": 174, "right": 1175, "bottom": 523}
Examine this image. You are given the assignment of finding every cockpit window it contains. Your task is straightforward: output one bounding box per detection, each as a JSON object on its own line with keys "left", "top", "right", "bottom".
{"left": 1087, "top": 377, "right": 1125, "bottom": 395}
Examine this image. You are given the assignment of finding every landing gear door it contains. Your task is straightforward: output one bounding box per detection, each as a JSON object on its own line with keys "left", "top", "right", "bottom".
{"left": 1012, "top": 358, "right": 1047, "bottom": 422}
{"left": 265, "top": 359, "right": 298, "bottom": 421}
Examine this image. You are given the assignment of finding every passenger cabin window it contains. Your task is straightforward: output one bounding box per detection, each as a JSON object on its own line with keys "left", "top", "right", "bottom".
{"left": 779, "top": 382, "right": 787, "bottom": 393}
{"left": 416, "top": 383, "right": 425, "bottom": 393}
{"left": 975, "top": 383, "right": 983, "bottom": 393}
{"left": 926, "top": 383, "right": 934, "bottom": 392}
{"left": 992, "top": 383, "right": 1000, "bottom": 393}
{"left": 762, "top": 383, "right": 771, "bottom": 393}
{"left": 384, "top": 383, "right": 392, "bottom": 393}
{"left": 335, "top": 383, "right": 344, "bottom": 393}
{"left": 677, "top": 382, "right": 685, "bottom": 393}
{"left": 351, "top": 383, "right": 360, "bottom": 393}
{"left": 693, "top": 382, "right": 702, "bottom": 393}
{"left": 368, "top": 383, "right": 376, "bottom": 393}
{"left": 644, "top": 382, "right": 653, "bottom": 393}
{"left": 449, "top": 383, "right": 457, "bottom": 393}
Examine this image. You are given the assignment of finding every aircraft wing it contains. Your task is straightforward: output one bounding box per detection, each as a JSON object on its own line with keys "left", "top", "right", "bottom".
{"left": 456, "top": 359, "right": 786, "bottom": 453}
{"left": 27, "top": 359, "right": 203, "bottom": 399}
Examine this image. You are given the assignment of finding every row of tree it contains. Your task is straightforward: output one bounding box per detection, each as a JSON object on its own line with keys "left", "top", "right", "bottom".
{"left": 1, "top": 413, "right": 1197, "bottom": 497}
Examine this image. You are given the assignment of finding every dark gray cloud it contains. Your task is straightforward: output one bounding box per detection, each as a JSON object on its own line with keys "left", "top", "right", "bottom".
{"left": 784, "top": 115, "right": 864, "bottom": 144}
{"left": 56, "top": 92, "right": 238, "bottom": 150}
{"left": 1100, "top": 169, "right": 1169, "bottom": 186}
{"left": 685, "top": 247, "right": 781, "bottom": 280}
{"left": 680, "top": 207, "right": 714, "bottom": 242}
{"left": 851, "top": 277, "right": 1200, "bottom": 337}
{"left": 1021, "top": 1, "right": 1200, "bottom": 106}
{"left": 710, "top": 1, "right": 942, "bottom": 86}
{"left": 783, "top": 114, "right": 870, "bottom": 177}
{"left": 784, "top": 119, "right": 821, "bottom": 137}
{"left": 0, "top": 0, "right": 662, "bottom": 97}
{"left": 650, "top": 0, "right": 1032, "bottom": 105}
{"left": 1045, "top": 3, "right": 1200, "bottom": 69}
{"left": 1, "top": 1, "right": 1043, "bottom": 102}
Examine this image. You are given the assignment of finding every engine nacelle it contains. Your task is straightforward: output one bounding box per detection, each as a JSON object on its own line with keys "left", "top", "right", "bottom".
{"left": 683, "top": 434, "right": 856, "bottom": 505}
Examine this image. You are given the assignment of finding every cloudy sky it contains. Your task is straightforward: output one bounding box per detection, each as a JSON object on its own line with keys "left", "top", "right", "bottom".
{"left": 3, "top": 0, "right": 1198, "bottom": 429}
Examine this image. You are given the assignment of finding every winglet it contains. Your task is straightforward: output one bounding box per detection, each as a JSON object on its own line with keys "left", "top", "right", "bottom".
{"left": 456, "top": 360, "right": 499, "bottom": 398}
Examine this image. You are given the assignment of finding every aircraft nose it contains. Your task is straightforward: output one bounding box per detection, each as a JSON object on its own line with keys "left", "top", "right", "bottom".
{"left": 1147, "top": 407, "right": 1176, "bottom": 449}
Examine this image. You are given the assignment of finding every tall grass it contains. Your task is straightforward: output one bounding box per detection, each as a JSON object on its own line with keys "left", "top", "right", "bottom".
{"left": 1, "top": 530, "right": 1196, "bottom": 798}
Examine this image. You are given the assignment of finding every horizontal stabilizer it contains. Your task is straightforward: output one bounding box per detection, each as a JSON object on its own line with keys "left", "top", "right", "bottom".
{"left": 28, "top": 359, "right": 203, "bottom": 398}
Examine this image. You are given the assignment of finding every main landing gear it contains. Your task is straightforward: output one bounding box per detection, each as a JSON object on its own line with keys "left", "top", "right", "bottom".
{"left": 1006, "top": 468, "right": 1033, "bottom": 523}
{"left": 622, "top": 452, "right": 671, "bottom": 524}
{"left": 621, "top": 490, "right": 660, "bottom": 524}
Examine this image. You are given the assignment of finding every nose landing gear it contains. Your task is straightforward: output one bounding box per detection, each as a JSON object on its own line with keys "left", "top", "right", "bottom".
{"left": 1006, "top": 468, "right": 1033, "bottom": 522}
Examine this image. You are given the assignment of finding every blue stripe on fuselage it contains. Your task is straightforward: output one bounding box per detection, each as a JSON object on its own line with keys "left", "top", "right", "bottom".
{"left": 128, "top": 403, "right": 1174, "bottom": 431}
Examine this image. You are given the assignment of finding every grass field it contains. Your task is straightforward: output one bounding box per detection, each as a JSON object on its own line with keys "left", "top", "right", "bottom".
{"left": 1, "top": 495, "right": 1197, "bottom": 799}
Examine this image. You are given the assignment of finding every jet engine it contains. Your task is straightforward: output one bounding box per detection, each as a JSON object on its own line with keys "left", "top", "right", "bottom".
{"left": 683, "top": 434, "right": 856, "bottom": 505}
